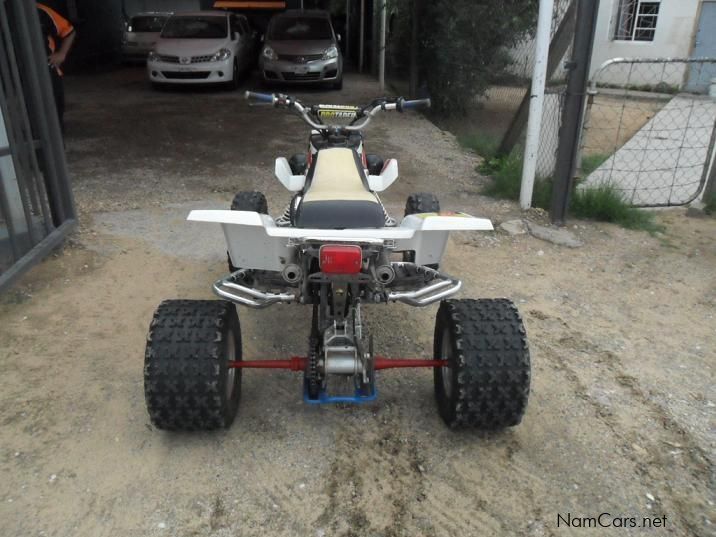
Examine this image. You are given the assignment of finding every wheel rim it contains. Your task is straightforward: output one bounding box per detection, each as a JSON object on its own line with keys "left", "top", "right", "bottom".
{"left": 440, "top": 326, "right": 453, "bottom": 398}
{"left": 225, "top": 328, "right": 237, "bottom": 400}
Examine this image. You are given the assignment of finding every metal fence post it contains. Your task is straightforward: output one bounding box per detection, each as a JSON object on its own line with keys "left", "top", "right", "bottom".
{"left": 408, "top": 0, "right": 420, "bottom": 97}
{"left": 550, "top": 0, "right": 600, "bottom": 225}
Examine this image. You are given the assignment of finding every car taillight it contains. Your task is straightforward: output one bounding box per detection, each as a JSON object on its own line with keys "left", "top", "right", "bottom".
{"left": 319, "top": 245, "right": 362, "bottom": 274}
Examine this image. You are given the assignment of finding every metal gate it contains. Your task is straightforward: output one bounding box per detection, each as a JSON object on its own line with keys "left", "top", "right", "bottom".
{"left": 577, "top": 58, "right": 716, "bottom": 207}
{"left": 0, "top": 0, "right": 76, "bottom": 291}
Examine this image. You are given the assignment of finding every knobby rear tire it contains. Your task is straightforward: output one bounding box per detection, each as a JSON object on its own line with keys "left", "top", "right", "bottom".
{"left": 144, "top": 300, "right": 242, "bottom": 431}
{"left": 433, "top": 299, "right": 530, "bottom": 429}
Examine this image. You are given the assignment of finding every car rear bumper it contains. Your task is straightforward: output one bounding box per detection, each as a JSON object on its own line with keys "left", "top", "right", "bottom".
{"left": 260, "top": 57, "right": 341, "bottom": 84}
{"left": 147, "top": 58, "right": 233, "bottom": 84}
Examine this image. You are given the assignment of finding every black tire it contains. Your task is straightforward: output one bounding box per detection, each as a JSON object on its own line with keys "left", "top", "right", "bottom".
{"left": 404, "top": 192, "right": 440, "bottom": 216}
{"left": 333, "top": 77, "right": 343, "bottom": 90}
{"left": 228, "top": 191, "right": 268, "bottom": 272}
{"left": 230, "top": 59, "right": 240, "bottom": 90}
{"left": 433, "top": 299, "right": 530, "bottom": 429}
{"left": 144, "top": 300, "right": 242, "bottom": 431}
{"left": 288, "top": 153, "right": 308, "bottom": 175}
{"left": 404, "top": 193, "right": 440, "bottom": 267}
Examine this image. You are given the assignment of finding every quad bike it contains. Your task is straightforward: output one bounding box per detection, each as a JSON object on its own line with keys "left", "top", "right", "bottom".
{"left": 144, "top": 91, "right": 531, "bottom": 431}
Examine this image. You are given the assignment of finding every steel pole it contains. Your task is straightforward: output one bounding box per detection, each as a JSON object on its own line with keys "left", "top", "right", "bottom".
{"left": 346, "top": 0, "right": 351, "bottom": 60}
{"left": 409, "top": 0, "right": 419, "bottom": 97}
{"left": 359, "top": 0, "right": 365, "bottom": 72}
{"left": 520, "top": 0, "right": 555, "bottom": 209}
{"left": 378, "top": 0, "right": 386, "bottom": 90}
{"left": 550, "top": 0, "right": 600, "bottom": 224}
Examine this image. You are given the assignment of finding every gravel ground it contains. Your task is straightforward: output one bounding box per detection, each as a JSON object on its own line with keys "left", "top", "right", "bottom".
{"left": 0, "top": 67, "right": 714, "bottom": 537}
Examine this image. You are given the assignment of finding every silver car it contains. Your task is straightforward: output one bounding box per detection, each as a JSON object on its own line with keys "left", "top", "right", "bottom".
{"left": 260, "top": 10, "right": 343, "bottom": 89}
{"left": 122, "top": 12, "right": 171, "bottom": 62}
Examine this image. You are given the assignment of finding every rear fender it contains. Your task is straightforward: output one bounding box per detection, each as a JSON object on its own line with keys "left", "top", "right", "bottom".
{"left": 275, "top": 157, "right": 306, "bottom": 191}
{"left": 367, "top": 159, "right": 398, "bottom": 192}
{"left": 188, "top": 210, "right": 493, "bottom": 271}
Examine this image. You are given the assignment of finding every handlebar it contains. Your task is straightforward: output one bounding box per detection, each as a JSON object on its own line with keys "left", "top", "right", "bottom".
{"left": 244, "top": 91, "right": 431, "bottom": 132}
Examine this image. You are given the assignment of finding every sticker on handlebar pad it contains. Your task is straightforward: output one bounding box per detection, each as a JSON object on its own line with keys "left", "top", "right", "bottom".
{"left": 317, "top": 105, "right": 360, "bottom": 119}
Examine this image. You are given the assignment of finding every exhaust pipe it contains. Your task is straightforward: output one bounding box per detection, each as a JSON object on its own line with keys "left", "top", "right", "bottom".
{"left": 375, "top": 265, "right": 396, "bottom": 285}
{"left": 282, "top": 264, "right": 303, "bottom": 284}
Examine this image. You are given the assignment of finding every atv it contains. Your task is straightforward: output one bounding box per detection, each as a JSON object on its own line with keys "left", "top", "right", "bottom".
{"left": 144, "top": 91, "right": 530, "bottom": 431}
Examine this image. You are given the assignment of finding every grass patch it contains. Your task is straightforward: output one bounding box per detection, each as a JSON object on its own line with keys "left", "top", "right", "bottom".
{"left": 704, "top": 193, "right": 716, "bottom": 215}
{"left": 570, "top": 186, "right": 664, "bottom": 233}
{"left": 580, "top": 153, "right": 610, "bottom": 177}
{"left": 479, "top": 153, "right": 663, "bottom": 233}
{"left": 458, "top": 133, "right": 499, "bottom": 159}
{"left": 479, "top": 152, "right": 552, "bottom": 210}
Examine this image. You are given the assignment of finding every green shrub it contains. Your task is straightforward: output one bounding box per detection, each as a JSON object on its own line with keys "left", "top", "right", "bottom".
{"left": 388, "top": 0, "right": 538, "bottom": 116}
{"left": 580, "top": 153, "right": 610, "bottom": 177}
{"left": 704, "top": 193, "right": 716, "bottom": 215}
{"left": 479, "top": 155, "right": 662, "bottom": 232}
{"left": 479, "top": 151, "right": 552, "bottom": 209}
{"left": 458, "top": 133, "right": 499, "bottom": 159}
{"left": 570, "top": 186, "right": 663, "bottom": 233}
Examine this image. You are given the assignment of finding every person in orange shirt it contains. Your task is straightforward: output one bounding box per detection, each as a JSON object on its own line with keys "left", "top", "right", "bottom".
{"left": 37, "top": 3, "right": 76, "bottom": 134}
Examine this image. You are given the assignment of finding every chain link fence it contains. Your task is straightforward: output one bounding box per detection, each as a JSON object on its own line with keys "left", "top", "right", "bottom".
{"left": 477, "top": 0, "right": 573, "bottom": 152}
{"left": 578, "top": 58, "right": 716, "bottom": 207}
{"left": 383, "top": 0, "right": 574, "bottom": 172}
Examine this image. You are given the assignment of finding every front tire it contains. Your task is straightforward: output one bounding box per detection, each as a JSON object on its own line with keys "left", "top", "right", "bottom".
{"left": 434, "top": 299, "right": 530, "bottom": 429}
{"left": 144, "top": 300, "right": 242, "bottom": 431}
{"left": 228, "top": 191, "right": 268, "bottom": 272}
{"left": 230, "top": 59, "right": 240, "bottom": 90}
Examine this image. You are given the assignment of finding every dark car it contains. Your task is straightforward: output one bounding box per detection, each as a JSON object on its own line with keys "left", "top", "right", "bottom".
{"left": 260, "top": 10, "right": 343, "bottom": 89}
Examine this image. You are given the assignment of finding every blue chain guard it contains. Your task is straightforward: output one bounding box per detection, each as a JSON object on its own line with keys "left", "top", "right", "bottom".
{"left": 303, "top": 379, "right": 377, "bottom": 404}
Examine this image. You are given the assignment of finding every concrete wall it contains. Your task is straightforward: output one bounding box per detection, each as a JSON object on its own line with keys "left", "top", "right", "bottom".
{"left": 590, "top": 0, "right": 702, "bottom": 87}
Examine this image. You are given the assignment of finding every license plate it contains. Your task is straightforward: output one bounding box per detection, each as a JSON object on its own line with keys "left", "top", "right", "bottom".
{"left": 292, "top": 66, "right": 309, "bottom": 74}
{"left": 178, "top": 67, "right": 192, "bottom": 72}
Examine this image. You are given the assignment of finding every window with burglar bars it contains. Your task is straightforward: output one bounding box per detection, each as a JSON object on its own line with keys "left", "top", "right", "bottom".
{"left": 614, "top": 0, "right": 660, "bottom": 41}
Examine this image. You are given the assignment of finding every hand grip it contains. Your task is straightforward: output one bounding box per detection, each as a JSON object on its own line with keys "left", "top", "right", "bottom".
{"left": 244, "top": 91, "right": 275, "bottom": 104}
{"left": 400, "top": 98, "right": 431, "bottom": 110}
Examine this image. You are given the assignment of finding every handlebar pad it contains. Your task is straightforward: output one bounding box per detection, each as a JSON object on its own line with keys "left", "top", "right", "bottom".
{"left": 244, "top": 91, "right": 275, "bottom": 104}
{"left": 401, "top": 98, "right": 432, "bottom": 110}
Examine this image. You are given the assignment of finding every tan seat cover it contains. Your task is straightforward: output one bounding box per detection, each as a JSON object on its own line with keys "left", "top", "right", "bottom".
{"left": 303, "top": 148, "right": 377, "bottom": 203}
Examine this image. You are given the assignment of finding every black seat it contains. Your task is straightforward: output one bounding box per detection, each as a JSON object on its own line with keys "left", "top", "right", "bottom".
{"left": 294, "top": 148, "right": 385, "bottom": 229}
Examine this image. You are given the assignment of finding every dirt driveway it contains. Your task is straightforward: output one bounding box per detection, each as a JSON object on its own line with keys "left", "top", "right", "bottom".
{"left": 0, "top": 68, "right": 714, "bottom": 537}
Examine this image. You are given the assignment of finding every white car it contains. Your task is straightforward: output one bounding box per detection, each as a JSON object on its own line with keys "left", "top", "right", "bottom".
{"left": 122, "top": 12, "right": 171, "bottom": 62}
{"left": 147, "top": 11, "right": 256, "bottom": 88}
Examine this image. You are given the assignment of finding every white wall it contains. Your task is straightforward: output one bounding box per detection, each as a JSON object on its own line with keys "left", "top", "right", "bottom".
{"left": 590, "top": 0, "right": 702, "bottom": 86}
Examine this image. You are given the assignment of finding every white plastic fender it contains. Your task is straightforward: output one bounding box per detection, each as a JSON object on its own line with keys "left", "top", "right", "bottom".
{"left": 367, "top": 159, "right": 399, "bottom": 192}
{"left": 188, "top": 210, "right": 493, "bottom": 271}
{"left": 274, "top": 157, "right": 306, "bottom": 191}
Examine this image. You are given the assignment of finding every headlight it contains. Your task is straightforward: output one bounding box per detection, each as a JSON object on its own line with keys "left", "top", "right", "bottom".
{"left": 211, "top": 48, "right": 232, "bottom": 62}
{"left": 262, "top": 46, "right": 277, "bottom": 61}
{"left": 323, "top": 46, "right": 338, "bottom": 60}
{"left": 147, "top": 51, "right": 159, "bottom": 62}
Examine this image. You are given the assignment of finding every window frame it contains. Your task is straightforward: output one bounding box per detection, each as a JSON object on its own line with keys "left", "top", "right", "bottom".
{"left": 613, "top": 0, "right": 661, "bottom": 42}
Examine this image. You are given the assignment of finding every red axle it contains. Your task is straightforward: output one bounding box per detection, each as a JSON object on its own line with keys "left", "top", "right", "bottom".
{"left": 228, "top": 357, "right": 447, "bottom": 370}
{"left": 374, "top": 357, "right": 448, "bottom": 370}
{"left": 228, "top": 357, "right": 307, "bottom": 371}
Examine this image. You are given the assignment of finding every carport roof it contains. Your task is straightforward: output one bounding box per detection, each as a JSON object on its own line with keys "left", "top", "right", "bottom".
{"left": 214, "top": 1, "right": 287, "bottom": 8}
